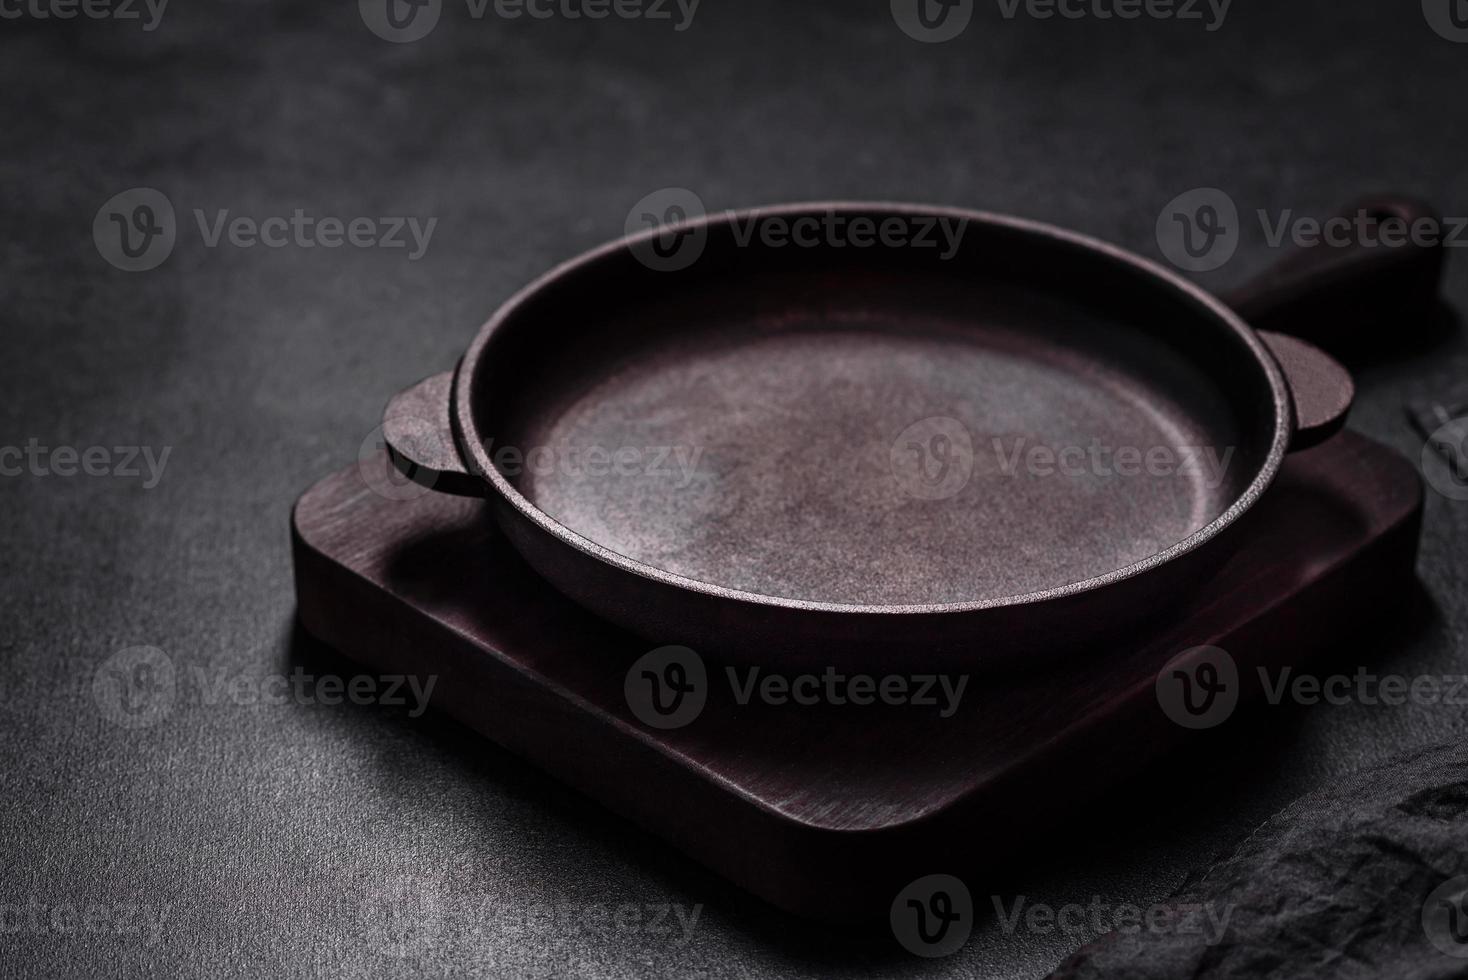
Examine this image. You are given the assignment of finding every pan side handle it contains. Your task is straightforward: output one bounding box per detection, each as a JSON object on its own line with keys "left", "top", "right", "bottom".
{"left": 1220, "top": 196, "right": 1445, "bottom": 346}
{"left": 1257, "top": 331, "right": 1354, "bottom": 452}
{"left": 382, "top": 370, "right": 486, "bottom": 497}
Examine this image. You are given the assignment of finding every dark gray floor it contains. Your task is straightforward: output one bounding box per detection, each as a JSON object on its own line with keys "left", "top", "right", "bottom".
{"left": 3, "top": 1, "right": 1468, "bottom": 976}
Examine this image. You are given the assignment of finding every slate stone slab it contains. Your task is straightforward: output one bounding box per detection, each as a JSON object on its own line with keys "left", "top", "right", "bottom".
{"left": 1052, "top": 741, "right": 1468, "bottom": 979}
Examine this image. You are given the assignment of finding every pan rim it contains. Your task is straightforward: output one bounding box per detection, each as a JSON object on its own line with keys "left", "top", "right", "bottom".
{"left": 455, "top": 201, "right": 1294, "bottom": 616}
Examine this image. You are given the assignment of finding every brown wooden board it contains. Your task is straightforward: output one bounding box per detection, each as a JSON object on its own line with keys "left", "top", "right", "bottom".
{"left": 291, "top": 430, "right": 1422, "bottom": 922}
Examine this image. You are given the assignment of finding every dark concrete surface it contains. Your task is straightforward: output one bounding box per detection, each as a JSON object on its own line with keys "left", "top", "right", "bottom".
{"left": 2, "top": 0, "right": 1467, "bottom": 976}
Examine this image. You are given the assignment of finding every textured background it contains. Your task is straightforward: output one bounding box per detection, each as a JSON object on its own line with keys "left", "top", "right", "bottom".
{"left": 3, "top": 0, "right": 1468, "bottom": 976}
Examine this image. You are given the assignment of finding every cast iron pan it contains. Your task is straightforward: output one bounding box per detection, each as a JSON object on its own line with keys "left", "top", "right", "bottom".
{"left": 382, "top": 198, "right": 1442, "bottom": 669}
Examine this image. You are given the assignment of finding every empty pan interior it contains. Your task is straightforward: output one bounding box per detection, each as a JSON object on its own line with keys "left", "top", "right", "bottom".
{"left": 469, "top": 213, "right": 1275, "bottom": 606}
